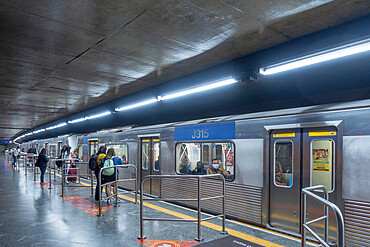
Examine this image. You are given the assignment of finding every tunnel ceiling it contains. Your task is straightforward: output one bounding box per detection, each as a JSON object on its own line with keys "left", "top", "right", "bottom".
{"left": 1, "top": 0, "right": 369, "bottom": 139}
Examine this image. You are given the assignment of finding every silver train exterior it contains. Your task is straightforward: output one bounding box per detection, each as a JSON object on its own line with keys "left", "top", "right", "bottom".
{"left": 23, "top": 100, "right": 370, "bottom": 246}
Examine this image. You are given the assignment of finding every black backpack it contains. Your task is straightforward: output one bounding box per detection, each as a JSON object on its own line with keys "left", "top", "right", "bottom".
{"left": 89, "top": 154, "right": 98, "bottom": 171}
{"left": 55, "top": 154, "right": 63, "bottom": 168}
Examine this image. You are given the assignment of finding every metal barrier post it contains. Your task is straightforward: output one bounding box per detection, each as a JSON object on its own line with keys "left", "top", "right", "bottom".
{"left": 33, "top": 157, "right": 36, "bottom": 181}
{"left": 49, "top": 159, "right": 52, "bottom": 189}
{"left": 90, "top": 169, "right": 94, "bottom": 197}
{"left": 222, "top": 176, "right": 227, "bottom": 234}
{"left": 195, "top": 177, "right": 203, "bottom": 241}
{"left": 139, "top": 178, "right": 145, "bottom": 239}
{"left": 60, "top": 160, "right": 91, "bottom": 196}
{"left": 98, "top": 164, "right": 138, "bottom": 217}
{"left": 301, "top": 185, "right": 345, "bottom": 247}
{"left": 138, "top": 174, "right": 226, "bottom": 241}
{"left": 62, "top": 163, "right": 65, "bottom": 196}
{"left": 301, "top": 190, "right": 307, "bottom": 247}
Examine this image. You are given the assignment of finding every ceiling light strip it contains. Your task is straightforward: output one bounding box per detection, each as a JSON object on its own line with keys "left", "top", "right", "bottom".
{"left": 68, "top": 117, "right": 86, "bottom": 124}
{"left": 85, "top": 111, "right": 111, "bottom": 120}
{"left": 259, "top": 38, "right": 370, "bottom": 75}
{"left": 115, "top": 76, "right": 237, "bottom": 112}
{"left": 161, "top": 77, "right": 237, "bottom": 100}
{"left": 115, "top": 99, "right": 158, "bottom": 112}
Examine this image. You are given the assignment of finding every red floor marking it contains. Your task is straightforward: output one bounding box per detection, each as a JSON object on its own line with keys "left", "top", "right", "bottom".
{"left": 33, "top": 180, "right": 61, "bottom": 188}
{"left": 60, "top": 196, "right": 112, "bottom": 216}
{"left": 137, "top": 239, "right": 199, "bottom": 247}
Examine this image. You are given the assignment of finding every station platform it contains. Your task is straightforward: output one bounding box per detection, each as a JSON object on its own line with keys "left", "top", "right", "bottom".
{"left": 0, "top": 155, "right": 315, "bottom": 247}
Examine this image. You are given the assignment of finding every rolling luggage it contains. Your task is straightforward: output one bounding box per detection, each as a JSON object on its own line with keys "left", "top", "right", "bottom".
{"left": 67, "top": 168, "right": 77, "bottom": 181}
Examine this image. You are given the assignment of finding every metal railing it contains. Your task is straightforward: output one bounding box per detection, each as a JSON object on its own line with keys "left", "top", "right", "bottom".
{"left": 98, "top": 164, "right": 137, "bottom": 216}
{"left": 301, "top": 185, "right": 345, "bottom": 247}
{"left": 26, "top": 154, "right": 38, "bottom": 176}
{"left": 61, "top": 160, "right": 94, "bottom": 197}
{"left": 138, "top": 174, "right": 227, "bottom": 241}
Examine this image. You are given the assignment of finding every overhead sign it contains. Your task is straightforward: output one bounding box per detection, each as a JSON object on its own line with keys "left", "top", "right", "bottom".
{"left": 175, "top": 122, "right": 235, "bottom": 141}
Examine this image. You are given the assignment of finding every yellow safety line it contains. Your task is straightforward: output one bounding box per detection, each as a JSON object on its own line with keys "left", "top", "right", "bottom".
{"left": 45, "top": 172, "right": 295, "bottom": 246}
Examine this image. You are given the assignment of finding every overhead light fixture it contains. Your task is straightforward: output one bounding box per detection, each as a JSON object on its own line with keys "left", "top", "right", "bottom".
{"left": 114, "top": 77, "right": 237, "bottom": 112}
{"left": 33, "top": 129, "right": 46, "bottom": 134}
{"left": 85, "top": 111, "right": 111, "bottom": 120}
{"left": 161, "top": 77, "right": 237, "bottom": 100}
{"left": 68, "top": 117, "right": 87, "bottom": 124}
{"left": 259, "top": 38, "right": 370, "bottom": 75}
{"left": 115, "top": 99, "right": 158, "bottom": 112}
{"left": 46, "top": 122, "right": 67, "bottom": 130}
{"left": 25, "top": 133, "right": 33, "bottom": 136}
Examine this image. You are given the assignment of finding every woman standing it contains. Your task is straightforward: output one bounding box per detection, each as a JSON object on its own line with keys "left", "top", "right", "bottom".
{"left": 37, "top": 148, "right": 49, "bottom": 184}
{"left": 95, "top": 146, "right": 107, "bottom": 201}
{"left": 100, "top": 148, "right": 123, "bottom": 203}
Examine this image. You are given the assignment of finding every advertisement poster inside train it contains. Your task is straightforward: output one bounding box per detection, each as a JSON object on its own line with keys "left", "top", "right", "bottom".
{"left": 313, "top": 149, "right": 330, "bottom": 171}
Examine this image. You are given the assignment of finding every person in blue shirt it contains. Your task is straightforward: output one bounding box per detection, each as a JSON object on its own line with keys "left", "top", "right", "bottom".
{"left": 100, "top": 148, "right": 123, "bottom": 203}
{"left": 37, "top": 148, "right": 49, "bottom": 184}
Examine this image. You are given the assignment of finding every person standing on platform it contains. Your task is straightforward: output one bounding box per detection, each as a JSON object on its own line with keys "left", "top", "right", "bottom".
{"left": 95, "top": 146, "right": 107, "bottom": 201}
{"left": 100, "top": 148, "right": 123, "bottom": 203}
{"left": 61, "top": 143, "right": 71, "bottom": 184}
{"left": 12, "top": 147, "right": 19, "bottom": 167}
{"left": 37, "top": 148, "right": 49, "bottom": 185}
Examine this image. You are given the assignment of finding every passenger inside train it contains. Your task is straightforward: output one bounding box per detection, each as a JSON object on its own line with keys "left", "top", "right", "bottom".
{"left": 207, "top": 159, "right": 230, "bottom": 176}
{"left": 176, "top": 142, "right": 235, "bottom": 180}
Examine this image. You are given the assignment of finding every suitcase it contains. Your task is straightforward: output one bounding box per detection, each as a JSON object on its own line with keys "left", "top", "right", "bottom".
{"left": 67, "top": 168, "right": 77, "bottom": 181}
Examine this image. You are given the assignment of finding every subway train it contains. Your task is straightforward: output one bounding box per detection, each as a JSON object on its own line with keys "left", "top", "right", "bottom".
{"left": 20, "top": 99, "right": 370, "bottom": 246}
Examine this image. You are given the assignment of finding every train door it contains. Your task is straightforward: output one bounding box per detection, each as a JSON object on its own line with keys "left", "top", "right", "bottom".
{"left": 269, "top": 129, "right": 301, "bottom": 231}
{"left": 89, "top": 140, "right": 99, "bottom": 157}
{"left": 269, "top": 128, "right": 338, "bottom": 236}
{"left": 57, "top": 142, "right": 62, "bottom": 156}
{"left": 45, "top": 143, "right": 49, "bottom": 154}
{"left": 140, "top": 137, "right": 161, "bottom": 196}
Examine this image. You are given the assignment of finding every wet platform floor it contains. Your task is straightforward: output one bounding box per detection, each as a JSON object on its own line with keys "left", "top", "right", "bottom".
{"left": 0, "top": 156, "right": 315, "bottom": 247}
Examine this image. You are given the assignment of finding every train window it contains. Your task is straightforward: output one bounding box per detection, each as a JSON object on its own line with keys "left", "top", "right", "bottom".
{"left": 311, "top": 140, "right": 334, "bottom": 192}
{"left": 153, "top": 142, "right": 160, "bottom": 171}
{"left": 142, "top": 142, "right": 149, "bottom": 170}
{"left": 202, "top": 145, "right": 210, "bottom": 166}
{"left": 50, "top": 145, "right": 57, "bottom": 158}
{"left": 105, "top": 144, "right": 129, "bottom": 164}
{"left": 78, "top": 145, "right": 83, "bottom": 161}
{"left": 274, "top": 141, "right": 293, "bottom": 187}
{"left": 176, "top": 142, "right": 235, "bottom": 181}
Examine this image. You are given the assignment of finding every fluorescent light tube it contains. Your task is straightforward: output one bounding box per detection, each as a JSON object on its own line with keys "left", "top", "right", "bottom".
{"left": 85, "top": 111, "right": 111, "bottom": 120}
{"left": 161, "top": 77, "right": 237, "bottom": 100}
{"left": 115, "top": 99, "right": 158, "bottom": 112}
{"left": 259, "top": 39, "right": 370, "bottom": 75}
{"left": 33, "top": 129, "right": 46, "bottom": 134}
{"left": 46, "top": 122, "right": 67, "bottom": 130}
{"left": 25, "top": 133, "right": 33, "bottom": 136}
{"left": 68, "top": 117, "right": 86, "bottom": 124}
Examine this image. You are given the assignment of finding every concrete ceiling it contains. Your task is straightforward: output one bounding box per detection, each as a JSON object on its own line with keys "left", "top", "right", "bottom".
{"left": 1, "top": 0, "right": 369, "bottom": 139}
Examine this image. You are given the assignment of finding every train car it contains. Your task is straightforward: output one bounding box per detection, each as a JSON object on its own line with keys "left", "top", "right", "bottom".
{"left": 24, "top": 100, "right": 370, "bottom": 246}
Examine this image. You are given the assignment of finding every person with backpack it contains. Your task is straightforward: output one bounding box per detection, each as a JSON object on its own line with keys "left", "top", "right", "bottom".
{"left": 12, "top": 147, "right": 19, "bottom": 167}
{"left": 93, "top": 146, "right": 107, "bottom": 201}
{"left": 37, "top": 148, "right": 49, "bottom": 184}
{"left": 100, "top": 148, "right": 123, "bottom": 203}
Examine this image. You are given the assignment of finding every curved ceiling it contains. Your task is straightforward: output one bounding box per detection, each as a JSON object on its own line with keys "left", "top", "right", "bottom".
{"left": 1, "top": 0, "right": 370, "bottom": 139}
